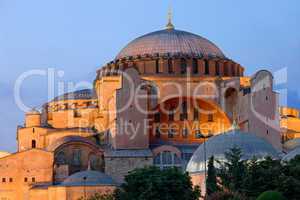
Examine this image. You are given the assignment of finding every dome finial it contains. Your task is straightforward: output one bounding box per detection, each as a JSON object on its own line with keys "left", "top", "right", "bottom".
{"left": 166, "top": 4, "right": 175, "bottom": 30}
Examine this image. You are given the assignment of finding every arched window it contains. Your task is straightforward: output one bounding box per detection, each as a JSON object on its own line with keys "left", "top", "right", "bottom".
{"left": 232, "top": 64, "right": 236, "bottom": 76}
{"left": 56, "top": 151, "right": 66, "bottom": 165}
{"left": 224, "top": 63, "right": 229, "bottom": 76}
{"left": 32, "top": 140, "right": 36, "bottom": 148}
{"left": 168, "top": 58, "right": 173, "bottom": 73}
{"left": 204, "top": 60, "right": 209, "bottom": 75}
{"left": 182, "top": 128, "right": 189, "bottom": 138}
{"left": 194, "top": 108, "right": 199, "bottom": 121}
{"left": 155, "top": 59, "right": 160, "bottom": 73}
{"left": 182, "top": 101, "right": 187, "bottom": 113}
{"left": 168, "top": 109, "right": 174, "bottom": 121}
{"left": 168, "top": 128, "right": 175, "bottom": 138}
{"left": 215, "top": 61, "right": 220, "bottom": 76}
{"left": 208, "top": 114, "right": 214, "bottom": 122}
{"left": 192, "top": 58, "right": 198, "bottom": 74}
{"left": 155, "top": 127, "right": 161, "bottom": 138}
{"left": 89, "top": 154, "right": 100, "bottom": 170}
{"left": 154, "top": 151, "right": 181, "bottom": 170}
{"left": 180, "top": 58, "right": 187, "bottom": 74}
{"left": 72, "top": 149, "right": 82, "bottom": 166}
{"left": 154, "top": 112, "right": 161, "bottom": 123}
{"left": 180, "top": 101, "right": 188, "bottom": 121}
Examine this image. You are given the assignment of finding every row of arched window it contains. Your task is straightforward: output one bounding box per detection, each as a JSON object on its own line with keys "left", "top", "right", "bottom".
{"left": 154, "top": 102, "right": 214, "bottom": 122}
{"left": 153, "top": 151, "right": 181, "bottom": 170}
{"left": 155, "top": 127, "right": 206, "bottom": 139}
{"left": 153, "top": 58, "right": 242, "bottom": 76}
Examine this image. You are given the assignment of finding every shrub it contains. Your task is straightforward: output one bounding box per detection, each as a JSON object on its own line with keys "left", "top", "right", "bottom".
{"left": 256, "top": 191, "right": 286, "bottom": 200}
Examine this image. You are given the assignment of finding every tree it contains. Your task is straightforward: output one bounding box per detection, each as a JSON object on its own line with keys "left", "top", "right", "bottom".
{"left": 115, "top": 166, "right": 201, "bottom": 200}
{"left": 241, "top": 157, "right": 282, "bottom": 198}
{"left": 256, "top": 191, "right": 286, "bottom": 200}
{"left": 218, "top": 147, "right": 246, "bottom": 193}
{"left": 206, "top": 156, "right": 219, "bottom": 195}
{"left": 206, "top": 191, "right": 248, "bottom": 200}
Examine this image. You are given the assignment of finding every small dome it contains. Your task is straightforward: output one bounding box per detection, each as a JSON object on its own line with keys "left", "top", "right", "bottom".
{"left": 186, "top": 130, "right": 279, "bottom": 173}
{"left": 60, "top": 170, "right": 116, "bottom": 186}
{"left": 116, "top": 29, "right": 226, "bottom": 59}
{"left": 51, "top": 89, "right": 97, "bottom": 102}
{"left": 282, "top": 147, "right": 300, "bottom": 161}
{"left": 283, "top": 138, "right": 300, "bottom": 151}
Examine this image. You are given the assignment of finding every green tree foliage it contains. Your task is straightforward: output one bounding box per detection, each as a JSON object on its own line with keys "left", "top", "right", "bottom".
{"left": 214, "top": 148, "right": 300, "bottom": 200}
{"left": 241, "top": 157, "right": 282, "bottom": 197}
{"left": 115, "top": 166, "right": 201, "bottom": 200}
{"left": 218, "top": 147, "right": 246, "bottom": 193}
{"left": 206, "top": 191, "right": 248, "bottom": 200}
{"left": 256, "top": 191, "right": 286, "bottom": 200}
{"left": 206, "top": 156, "right": 219, "bottom": 195}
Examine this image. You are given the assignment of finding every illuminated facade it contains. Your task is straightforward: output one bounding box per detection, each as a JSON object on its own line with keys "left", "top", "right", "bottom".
{"left": 0, "top": 18, "right": 298, "bottom": 200}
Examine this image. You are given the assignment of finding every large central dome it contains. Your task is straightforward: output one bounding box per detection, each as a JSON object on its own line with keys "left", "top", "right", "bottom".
{"left": 116, "top": 29, "right": 226, "bottom": 60}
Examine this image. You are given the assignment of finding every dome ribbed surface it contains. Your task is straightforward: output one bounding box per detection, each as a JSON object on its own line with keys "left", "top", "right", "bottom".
{"left": 186, "top": 130, "right": 279, "bottom": 173}
{"left": 282, "top": 147, "right": 300, "bottom": 161}
{"left": 60, "top": 170, "right": 116, "bottom": 186}
{"left": 283, "top": 138, "right": 300, "bottom": 151}
{"left": 51, "top": 89, "right": 97, "bottom": 102}
{"left": 116, "top": 29, "right": 226, "bottom": 59}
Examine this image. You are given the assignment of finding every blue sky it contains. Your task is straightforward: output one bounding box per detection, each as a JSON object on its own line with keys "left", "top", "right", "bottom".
{"left": 0, "top": 0, "right": 299, "bottom": 151}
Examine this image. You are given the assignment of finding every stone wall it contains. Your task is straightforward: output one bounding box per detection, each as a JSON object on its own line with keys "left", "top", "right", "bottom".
{"left": 104, "top": 150, "right": 153, "bottom": 183}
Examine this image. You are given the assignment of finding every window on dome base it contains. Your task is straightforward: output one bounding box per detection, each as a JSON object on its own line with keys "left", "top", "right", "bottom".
{"left": 155, "top": 59, "right": 160, "bottom": 73}
{"left": 168, "top": 59, "right": 174, "bottom": 74}
{"left": 192, "top": 59, "right": 198, "bottom": 74}
{"left": 205, "top": 60, "right": 209, "bottom": 75}
{"left": 180, "top": 58, "right": 187, "bottom": 74}
{"left": 216, "top": 61, "right": 220, "bottom": 76}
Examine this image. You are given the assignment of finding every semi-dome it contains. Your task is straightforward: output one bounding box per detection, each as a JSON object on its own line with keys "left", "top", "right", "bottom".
{"left": 186, "top": 130, "right": 279, "bottom": 173}
{"left": 47, "top": 135, "right": 97, "bottom": 151}
{"left": 116, "top": 29, "right": 226, "bottom": 60}
{"left": 60, "top": 170, "right": 116, "bottom": 186}
{"left": 282, "top": 147, "right": 300, "bottom": 162}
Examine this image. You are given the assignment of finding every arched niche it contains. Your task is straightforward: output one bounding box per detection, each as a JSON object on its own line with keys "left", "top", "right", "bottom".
{"left": 149, "top": 97, "right": 232, "bottom": 145}
{"left": 49, "top": 136, "right": 104, "bottom": 181}
{"left": 224, "top": 87, "right": 238, "bottom": 120}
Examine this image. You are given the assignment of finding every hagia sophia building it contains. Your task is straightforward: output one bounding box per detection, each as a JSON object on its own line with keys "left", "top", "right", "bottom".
{"left": 0, "top": 14, "right": 300, "bottom": 200}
